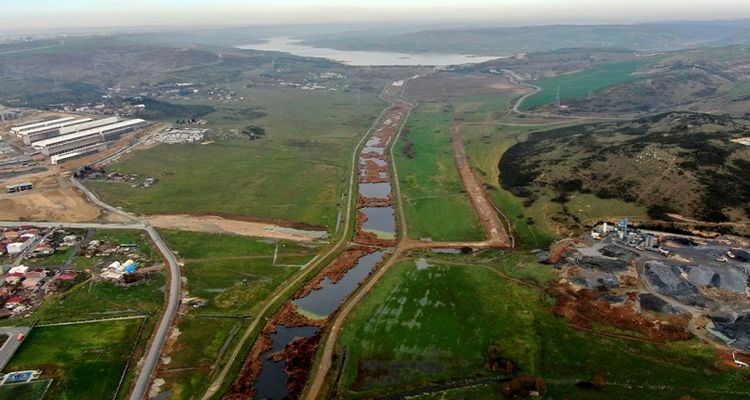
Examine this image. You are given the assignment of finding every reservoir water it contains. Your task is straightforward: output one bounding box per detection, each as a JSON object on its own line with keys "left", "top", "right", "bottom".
{"left": 236, "top": 37, "right": 500, "bottom": 66}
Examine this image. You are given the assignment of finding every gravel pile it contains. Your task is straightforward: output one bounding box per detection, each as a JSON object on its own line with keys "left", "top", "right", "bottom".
{"left": 644, "top": 261, "right": 708, "bottom": 307}
{"left": 712, "top": 313, "right": 750, "bottom": 352}
{"left": 686, "top": 265, "right": 748, "bottom": 294}
{"left": 599, "top": 244, "right": 640, "bottom": 261}
{"left": 577, "top": 256, "right": 629, "bottom": 272}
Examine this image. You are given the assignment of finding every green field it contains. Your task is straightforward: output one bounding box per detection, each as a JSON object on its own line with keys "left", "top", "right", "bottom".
{"left": 395, "top": 105, "right": 484, "bottom": 241}
{"left": 86, "top": 87, "right": 385, "bottom": 230}
{"left": 156, "top": 230, "right": 319, "bottom": 399}
{"left": 332, "top": 257, "right": 750, "bottom": 399}
{"left": 522, "top": 58, "right": 659, "bottom": 110}
{"left": 5, "top": 321, "right": 142, "bottom": 400}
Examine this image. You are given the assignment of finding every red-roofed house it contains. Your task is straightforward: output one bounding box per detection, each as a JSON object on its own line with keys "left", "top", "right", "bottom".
{"left": 4, "top": 296, "right": 23, "bottom": 308}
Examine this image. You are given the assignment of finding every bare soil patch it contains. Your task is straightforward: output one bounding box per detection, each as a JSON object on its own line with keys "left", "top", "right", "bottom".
{"left": 405, "top": 73, "right": 526, "bottom": 101}
{"left": 0, "top": 187, "right": 100, "bottom": 222}
{"left": 144, "top": 214, "right": 326, "bottom": 242}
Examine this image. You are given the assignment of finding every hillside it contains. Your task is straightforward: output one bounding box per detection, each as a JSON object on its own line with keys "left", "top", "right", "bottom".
{"left": 529, "top": 46, "right": 750, "bottom": 117}
{"left": 499, "top": 113, "right": 750, "bottom": 226}
{"left": 301, "top": 20, "right": 750, "bottom": 55}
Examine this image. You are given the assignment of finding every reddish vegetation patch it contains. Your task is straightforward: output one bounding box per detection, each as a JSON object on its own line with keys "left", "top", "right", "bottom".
{"left": 360, "top": 160, "right": 390, "bottom": 183}
{"left": 548, "top": 238, "right": 577, "bottom": 264}
{"left": 284, "top": 332, "right": 323, "bottom": 398}
{"left": 225, "top": 325, "right": 273, "bottom": 399}
{"left": 548, "top": 282, "right": 694, "bottom": 342}
{"left": 295, "top": 247, "right": 374, "bottom": 299}
{"left": 225, "top": 303, "right": 325, "bottom": 400}
{"left": 360, "top": 151, "right": 384, "bottom": 159}
{"left": 274, "top": 302, "right": 327, "bottom": 328}
{"left": 357, "top": 193, "right": 393, "bottom": 208}
{"left": 354, "top": 230, "right": 396, "bottom": 248}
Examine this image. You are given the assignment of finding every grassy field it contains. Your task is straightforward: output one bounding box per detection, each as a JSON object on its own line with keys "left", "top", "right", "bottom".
{"left": 156, "top": 230, "right": 320, "bottom": 399}
{"left": 86, "top": 87, "right": 385, "bottom": 231}
{"left": 522, "top": 58, "right": 660, "bottom": 110}
{"left": 5, "top": 320, "right": 142, "bottom": 400}
{"left": 395, "top": 105, "right": 484, "bottom": 241}
{"left": 332, "top": 257, "right": 750, "bottom": 399}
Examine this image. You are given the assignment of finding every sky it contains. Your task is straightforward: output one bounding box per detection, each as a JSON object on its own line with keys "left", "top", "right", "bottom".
{"left": 3, "top": 0, "right": 750, "bottom": 32}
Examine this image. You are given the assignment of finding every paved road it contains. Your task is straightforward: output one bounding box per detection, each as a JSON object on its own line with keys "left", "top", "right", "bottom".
{"left": 3, "top": 174, "right": 181, "bottom": 400}
{"left": 0, "top": 326, "right": 31, "bottom": 372}
{"left": 69, "top": 176, "right": 180, "bottom": 400}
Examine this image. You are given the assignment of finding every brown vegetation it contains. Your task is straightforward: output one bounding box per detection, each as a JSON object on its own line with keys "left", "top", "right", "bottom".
{"left": 548, "top": 281, "right": 694, "bottom": 342}
{"left": 284, "top": 332, "right": 323, "bottom": 399}
{"left": 501, "top": 375, "right": 548, "bottom": 398}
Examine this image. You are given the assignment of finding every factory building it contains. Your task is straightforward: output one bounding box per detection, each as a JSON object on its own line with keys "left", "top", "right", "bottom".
{"left": 10, "top": 117, "right": 76, "bottom": 136}
{"left": 4, "top": 182, "right": 33, "bottom": 193}
{"left": 31, "top": 118, "right": 147, "bottom": 164}
{"left": 21, "top": 118, "right": 94, "bottom": 144}
{"left": 22, "top": 116, "right": 119, "bottom": 145}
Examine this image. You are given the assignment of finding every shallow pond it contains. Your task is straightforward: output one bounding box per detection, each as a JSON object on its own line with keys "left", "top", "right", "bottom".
{"left": 359, "top": 182, "right": 391, "bottom": 198}
{"left": 293, "top": 251, "right": 386, "bottom": 317}
{"left": 255, "top": 325, "right": 320, "bottom": 400}
{"left": 361, "top": 207, "right": 396, "bottom": 235}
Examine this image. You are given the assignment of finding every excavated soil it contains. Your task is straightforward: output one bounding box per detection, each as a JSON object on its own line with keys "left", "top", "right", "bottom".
{"left": 0, "top": 187, "right": 101, "bottom": 222}
{"left": 451, "top": 123, "right": 511, "bottom": 247}
{"left": 548, "top": 281, "right": 694, "bottom": 342}
{"left": 145, "top": 214, "right": 326, "bottom": 242}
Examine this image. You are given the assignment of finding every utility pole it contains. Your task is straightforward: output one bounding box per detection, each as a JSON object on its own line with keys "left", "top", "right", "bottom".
{"left": 554, "top": 85, "right": 561, "bottom": 110}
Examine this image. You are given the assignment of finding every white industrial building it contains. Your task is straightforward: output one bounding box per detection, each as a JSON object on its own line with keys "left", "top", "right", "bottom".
{"left": 31, "top": 118, "right": 147, "bottom": 164}
{"left": 10, "top": 115, "right": 148, "bottom": 165}
{"left": 21, "top": 118, "right": 94, "bottom": 144}
{"left": 10, "top": 117, "right": 76, "bottom": 136}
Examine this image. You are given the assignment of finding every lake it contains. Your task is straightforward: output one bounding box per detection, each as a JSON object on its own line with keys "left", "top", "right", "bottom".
{"left": 236, "top": 37, "right": 500, "bottom": 66}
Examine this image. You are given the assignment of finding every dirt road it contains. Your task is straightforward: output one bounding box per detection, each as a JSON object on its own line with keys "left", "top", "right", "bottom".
{"left": 450, "top": 123, "right": 511, "bottom": 248}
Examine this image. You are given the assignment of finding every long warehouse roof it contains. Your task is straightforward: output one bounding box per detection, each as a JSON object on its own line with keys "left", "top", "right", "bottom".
{"left": 59, "top": 116, "right": 119, "bottom": 135}
{"left": 32, "top": 119, "right": 146, "bottom": 148}
{"left": 21, "top": 118, "right": 93, "bottom": 136}
{"left": 12, "top": 117, "right": 76, "bottom": 132}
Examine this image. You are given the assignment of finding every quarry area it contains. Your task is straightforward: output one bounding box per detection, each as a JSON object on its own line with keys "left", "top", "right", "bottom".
{"left": 551, "top": 220, "right": 750, "bottom": 358}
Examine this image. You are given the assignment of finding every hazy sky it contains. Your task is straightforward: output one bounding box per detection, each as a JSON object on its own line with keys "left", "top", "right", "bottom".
{"left": 3, "top": 0, "right": 750, "bottom": 32}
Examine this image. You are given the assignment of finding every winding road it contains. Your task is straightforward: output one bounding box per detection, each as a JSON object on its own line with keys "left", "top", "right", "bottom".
{"left": 3, "top": 172, "right": 182, "bottom": 400}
